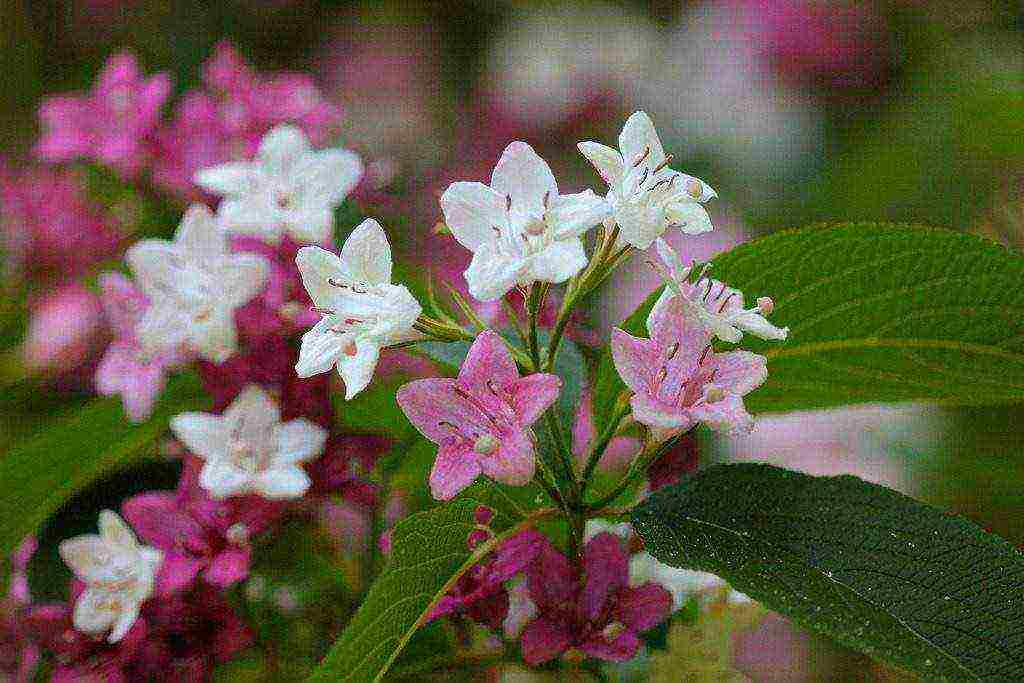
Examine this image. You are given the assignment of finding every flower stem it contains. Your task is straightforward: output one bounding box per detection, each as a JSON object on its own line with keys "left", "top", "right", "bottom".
{"left": 578, "top": 395, "right": 631, "bottom": 497}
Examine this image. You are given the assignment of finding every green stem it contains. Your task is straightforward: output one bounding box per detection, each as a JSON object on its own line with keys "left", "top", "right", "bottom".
{"left": 586, "top": 431, "right": 684, "bottom": 512}
{"left": 578, "top": 399, "right": 631, "bottom": 497}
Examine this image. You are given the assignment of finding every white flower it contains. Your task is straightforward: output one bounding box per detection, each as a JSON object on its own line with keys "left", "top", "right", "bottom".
{"left": 294, "top": 218, "right": 421, "bottom": 399}
{"left": 578, "top": 111, "right": 717, "bottom": 250}
{"left": 126, "top": 204, "right": 269, "bottom": 363}
{"left": 194, "top": 124, "right": 363, "bottom": 245}
{"left": 649, "top": 237, "right": 788, "bottom": 343}
{"left": 58, "top": 511, "right": 162, "bottom": 643}
{"left": 440, "top": 141, "right": 610, "bottom": 301}
{"left": 170, "top": 384, "right": 327, "bottom": 500}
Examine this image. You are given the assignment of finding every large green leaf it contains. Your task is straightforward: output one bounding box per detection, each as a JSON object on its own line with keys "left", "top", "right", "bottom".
{"left": 709, "top": 223, "right": 1024, "bottom": 412}
{"left": 0, "top": 372, "right": 205, "bottom": 561}
{"left": 633, "top": 463, "right": 1024, "bottom": 680}
{"left": 310, "top": 497, "right": 552, "bottom": 682}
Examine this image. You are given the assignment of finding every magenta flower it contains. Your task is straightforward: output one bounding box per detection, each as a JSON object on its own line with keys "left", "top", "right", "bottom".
{"left": 36, "top": 51, "right": 171, "bottom": 176}
{"left": 95, "top": 273, "right": 189, "bottom": 422}
{"left": 612, "top": 297, "right": 767, "bottom": 436}
{"left": 396, "top": 330, "right": 561, "bottom": 500}
{"left": 646, "top": 432, "right": 700, "bottom": 491}
{"left": 429, "top": 528, "right": 546, "bottom": 630}
{"left": 520, "top": 532, "right": 672, "bottom": 664}
{"left": 1, "top": 538, "right": 40, "bottom": 683}
{"left": 306, "top": 433, "right": 391, "bottom": 507}
{"left": 231, "top": 235, "right": 320, "bottom": 342}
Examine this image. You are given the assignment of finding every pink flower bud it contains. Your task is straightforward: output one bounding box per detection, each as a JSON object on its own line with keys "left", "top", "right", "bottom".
{"left": 474, "top": 505, "right": 494, "bottom": 526}
{"left": 467, "top": 529, "right": 491, "bottom": 550}
{"left": 23, "top": 284, "right": 105, "bottom": 375}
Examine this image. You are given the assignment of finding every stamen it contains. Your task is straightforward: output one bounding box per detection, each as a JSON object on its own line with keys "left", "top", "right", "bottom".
{"left": 492, "top": 226, "right": 502, "bottom": 236}
{"left": 506, "top": 194, "right": 513, "bottom": 212}
{"left": 638, "top": 167, "right": 650, "bottom": 188}
{"left": 351, "top": 283, "right": 368, "bottom": 294}
{"left": 717, "top": 292, "right": 738, "bottom": 313}
{"left": 311, "top": 306, "right": 335, "bottom": 315}
{"left": 698, "top": 345, "right": 712, "bottom": 366}
{"left": 666, "top": 342, "right": 680, "bottom": 360}
{"left": 543, "top": 190, "right": 550, "bottom": 209}
{"left": 633, "top": 146, "right": 651, "bottom": 168}
{"left": 652, "top": 154, "right": 674, "bottom": 174}
{"left": 327, "top": 278, "right": 348, "bottom": 289}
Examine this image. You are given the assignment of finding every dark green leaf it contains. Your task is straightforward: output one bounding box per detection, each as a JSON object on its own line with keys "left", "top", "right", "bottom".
{"left": 0, "top": 373, "right": 206, "bottom": 563}
{"left": 708, "top": 223, "right": 1024, "bottom": 412}
{"left": 633, "top": 463, "right": 1024, "bottom": 680}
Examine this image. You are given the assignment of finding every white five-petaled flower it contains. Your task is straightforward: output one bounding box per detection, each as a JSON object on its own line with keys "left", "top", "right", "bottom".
{"left": 170, "top": 384, "right": 327, "bottom": 500}
{"left": 126, "top": 204, "right": 269, "bottom": 363}
{"left": 440, "top": 141, "right": 611, "bottom": 301}
{"left": 294, "top": 218, "right": 422, "bottom": 399}
{"left": 58, "top": 511, "right": 162, "bottom": 643}
{"left": 578, "top": 111, "right": 717, "bottom": 250}
{"left": 194, "top": 124, "right": 363, "bottom": 245}
{"left": 650, "top": 237, "right": 788, "bottom": 343}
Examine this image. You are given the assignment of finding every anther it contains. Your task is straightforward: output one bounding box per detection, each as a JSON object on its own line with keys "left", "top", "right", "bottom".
{"left": 652, "top": 154, "right": 674, "bottom": 174}
{"left": 633, "top": 146, "right": 651, "bottom": 168}
{"left": 311, "top": 306, "right": 335, "bottom": 315}
{"left": 638, "top": 167, "right": 650, "bottom": 187}
{"left": 543, "top": 190, "right": 550, "bottom": 209}
{"left": 327, "top": 278, "right": 348, "bottom": 289}
{"left": 698, "top": 345, "right": 712, "bottom": 365}
{"left": 666, "top": 342, "right": 679, "bottom": 360}
{"left": 506, "top": 194, "right": 513, "bottom": 211}
{"left": 756, "top": 296, "right": 774, "bottom": 316}
{"left": 686, "top": 179, "right": 704, "bottom": 200}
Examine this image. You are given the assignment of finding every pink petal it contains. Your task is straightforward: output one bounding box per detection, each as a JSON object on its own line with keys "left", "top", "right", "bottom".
{"left": 156, "top": 553, "right": 203, "bottom": 596}
{"left": 630, "top": 394, "right": 693, "bottom": 432}
{"left": 707, "top": 350, "right": 768, "bottom": 397}
{"left": 457, "top": 330, "right": 519, "bottom": 390}
{"left": 689, "top": 393, "right": 754, "bottom": 435}
{"left": 649, "top": 296, "right": 712, "bottom": 368}
{"left": 520, "top": 617, "right": 572, "bottom": 665}
{"left": 204, "top": 547, "right": 251, "bottom": 588}
{"left": 478, "top": 429, "right": 535, "bottom": 487}
{"left": 610, "top": 328, "right": 660, "bottom": 397}
{"left": 396, "top": 378, "right": 498, "bottom": 444}
{"left": 617, "top": 582, "right": 673, "bottom": 632}
{"left": 121, "top": 492, "right": 189, "bottom": 549}
{"left": 582, "top": 533, "right": 630, "bottom": 621}
{"left": 510, "top": 372, "right": 561, "bottom": 425}
{"left": 488, "top": 529, "right": 546, "bottom": 585}
{"left": 428, "top": 442, "right": 482, "bottom": 501}
{"left": 527, "top": 543, "right": 576, "bottom": 608}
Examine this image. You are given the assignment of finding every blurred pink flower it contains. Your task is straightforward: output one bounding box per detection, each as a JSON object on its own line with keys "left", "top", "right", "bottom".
{"left": 572, "top": 389, "right": 641, "bottom": 473}
{"left": 306, "top": 433, "right": 390, "bottom": 508}
{"left": 231, "top": 235, "right": 321, "bottom": 342}
{"left": 36, "top": 52, "right": 171, "bottom": 176}
{"left": 0, "top": 538, "right": 40, "bottom": 683}
{"left": 95, "top": 272, "right": 189, "bottom": 422}
{"left": 521, "top": 532, "right": 672, "bottom": 664}
{"left": 646, "top": 432, "right": 700, "bottom": 491}
{"left": 23, "top": 283, "right": 107, "bottom": 377}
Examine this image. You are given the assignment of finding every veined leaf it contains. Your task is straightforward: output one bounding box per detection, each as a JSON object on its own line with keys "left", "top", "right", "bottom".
{"left": 709, "top": 223, "right": 1024, "bottom": 412}
{"left": 310, "top": 499, "right": 555, "bottom": 682}
{"left": 633, "top": 463, "right": 1024, "bottom": 680}
{"left": 0, "top": 372, "right": 206, "bottom": 562}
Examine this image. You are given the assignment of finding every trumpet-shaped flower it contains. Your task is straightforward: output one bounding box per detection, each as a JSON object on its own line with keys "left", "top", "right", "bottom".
{"left": 612, "top": 297, "right": 766, "bottom": 436}
{"left": 294, "top": 218, "right": 421, "bottom": 399}
{"left": 58, "top": 511, "right": 162, "bottom": 643}
{"left": 195, "top": 124, "right": 362, "bottom": 244}
{"left": 441, "top": 141, "right": 610, "bottom": 301}
{"left": 396, "top": 330, "right": 561, "bottom": 500}
{"left": 94, "top": 273, "right": 190, "bottom": 422}
{"left": 126, "top": 204, "right": 269, "bottom": 363}
{"left": 578, "top": 111, "right": 717, "bottom": 250}
{"left": 650, "top": 237, "right": 788, "bottom": 343}
{"left": 169, "top": 385, "right": 327, "bottom": 500}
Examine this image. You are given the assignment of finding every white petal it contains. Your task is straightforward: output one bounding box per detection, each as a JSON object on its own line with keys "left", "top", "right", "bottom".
{"left": 125, "top": 241, "right": 181, "bottom": 302}
{"left": 440, "top": 181, "right": 508, "bottom": 252}
{"left": 73, "top": 588, "right": 118, "bottom": 636}
{"left": 655, "top": 237, "right": 685, "bottom": 277}
{"left": 135, "top": 302, "right": 190, "bottom": 356}
{"left": 338, "top": 338, "right": 380, "bottom": 400}
{"left": 577, "top": 141, "right": 624, "bottom": 187}
{"left": 295, "top": 318, "right": 344, "bottom": 378}
{"left": 99, "top": 510, "right": 138, "bottom": 551}
{"left": 615, "top": 203, "right": 664, "bottom": 250}
{"left": 666, "top": 202, "right": 713, "bottom": 236}
{"left": 190, "top": 308, "right": 238, "bottom": 363}
{"left": 226, "top": 384, "right": 282, "bottom": 426}
{"left": 193, "top": 162, "right": 257, "bottom": 197}
{"left": 170, "top": 412, "right": 230, "bottom": 461}
{"left": 733, "top": 311, "right": 789, "bottom": 341}
{"left": 295, "top": 246, "right": 346, "bottom": 309}
{"left": 255, "top": 466, "right": 311, "bottom": 499}
{"left": 527, "top": 239, "right": 588, "bottom": 285}
{"left": 294, "top": 148, "right": 364, "bottom": 207}
{"left": 215, "top": 253, "right": 269, "bottom": 308}
{"left": 339, "top": 218, "right": 392, "bottom": 285}
{"left": 200, "top": 461, "right": 251, "bottom": 499}
{"left": 175, "top": 204, "right": 227, "bottom": 258}
{"left": 284, "top": 206, "right": 333, "bottom": 245}
{"left": 463, "top": 243, "right": 522, "bottom": 302}
{"left": 276, "top": 418, "right": 328, "bottom": 463}
{"left": 257, "top": 124, "right": 312, "bottom": 177}
{"left": 108, "top": 601, "right": 141, "bottom": 644}
{"left": 490, "top": 141, "right": 558, "bottom": 217}
{"left": 218, "top": 197, "right": 283, "bottom": 243}
{"left": 618, "top": 111, "right": 667, "bottom": 171}
{"left": 546, "top": 190, "right": 611, "bottom": 238}
{"left": 59, "top": 535, "right": 108, "bottom": 583}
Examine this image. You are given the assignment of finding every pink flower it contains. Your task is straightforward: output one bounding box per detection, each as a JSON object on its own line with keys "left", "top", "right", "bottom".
{"left": 0, "top": 538, "right": 40, "bottom": 683}
{"left": 36, "top": 52, "right": 171, "bottom": 176}
{"left": 572, "top": 389, "right": 641, "bottom": 472}
{"left": 430, "top": 528, "right": 546, "bottom": 630}
{"left": 95, "top": 273, "right": 189, "bottom": 422}
{"left": 520, "top": 532, "right": 672, "bottom": 664}
{"left": 612, "top": 297, "right": 766, "bottom": 436}
{"left": 231, "top": 235, "right": 320, "bottom": 342}
{"left": 306, "top": 433, "right": 391, "bottom": 507}
{"left": 23, "top": 283, "right": 106, "bottom": 377}
{"left": 396, "top": 330, "right": 561, "bottom": 500}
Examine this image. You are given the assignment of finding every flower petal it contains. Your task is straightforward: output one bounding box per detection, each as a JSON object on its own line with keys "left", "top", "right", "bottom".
{"left": 397, "top": 378, "right": 481, "bottom": 443}
{"left": 582, "top": 532, "right": 630, "bottom": 621}
{"left": 457, "top": 329, "right": 519, "bottom": 391}
{"left": 285, "top": 206, "right": 333, "bottom": 245}
{"left": 190, "top": 308, "right": 238, "bottom": 363}
{"left": 200, "top": 462, "right": 251, "bottom": 499}
{"left": 257, "top": 124, "right": 311, "bottom": 177}
{"left": 510, "top": 373, "right": 561, "bottom": 425}
{"left": 72, "top": 588, "right": 118, "bottom": 636}
{"left": 175, "top": 204, "right": 227, "bottom": 257}
{"left": 107, "top": 601, "right": 141, "bottom": 643}
{"left": 295, "top": 246, "right": 346, "bottom": 309}
{"left": 463, "top": 241, "right": 522, "bottom": 302}
{"left": 337, "top": 337, "right": 380, "bottom": 400}
{"left": 630, "top": 394, "right": 692, "bottom": 432}
{"left": 618, "top": 111, "right": 667, "bottom": 171}
{"left": 205, "top": 547, "right": 251, "bottom": 588}
{"left": 295, "top": 318, "right": 343, "bottom": 377}
{"left": 339, "top": 218, "right": 392, "bottom": 285}
{"left": 579, "top": 630, "right": 641, "bottom": 663}
{"left": 193, "top": 162, "right": 257, "bottom": 197}
{"left": 255, "top": 466, "right": 311, "bottom": 499}
{"left": 294, "top": 148, "right": 363, "bottom": 207}
{"left": 125, "top": 241, "right": 181, "bottom": 302}
{"left": 490, "top": 141, "right": 558, "bottom": 217}
{"left": 170, "top": 412, "right": 229, "bottom": 461}
{"left": 99, "top": 510, "right": 139, "bottom": 551}
{"left": 577, "top": 140, "right": 624, "bottom": 187}
{"left": 520, "top": 617, "right": 572, "bottom": 666}
{"left": 707, "top": 350, "right": 768, "bottom": 396}
{"left": 276, "top": 418, "right": 328, "bottom": 463}
{"left": 610, "top": 328, "right": 660, "bottom": 397}
{"left": 689, "top": 393, "right": 754, "bottom": 435}
{"left": 215, "top": 253, "right": 269, "bottom": 308}
{"left": 225, "top": 384, "right": 282, "bottom": 427}
{"left": 527, "top": 238, "right": 588, "bottom": 284}
{"left": 479, "top": 429, "right": 534, "bottom": 486}
{"left": 218, "top": 197, "right": 282, "bottom": 243}
{"left": 546, "top": 190, "right": 610, "bottom": 238}
{"left": 428, "top": 442, "right": 482, "bottom": 501}
{"left": 440, "top": 181, "right": 508, "bottom": 252}
{"left": 617, "top": 582, "right": 673, "bottom": 632}
{"left": 666, "top": 201, "right": 713, "bottom": 236}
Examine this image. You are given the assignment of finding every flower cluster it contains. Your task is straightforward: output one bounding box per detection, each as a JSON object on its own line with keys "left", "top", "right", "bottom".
{"left": 11, "top": 44, "right": 791, "bottom": 677}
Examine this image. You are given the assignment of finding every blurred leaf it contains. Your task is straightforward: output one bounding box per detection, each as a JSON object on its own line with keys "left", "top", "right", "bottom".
{"left": 711, "top": 223, "right": 1024, "bottom": 413}
{"left": 417, "top": 340, "right": 471, "bottom": 375}
{"left": 633, "top": 463, "right": 1024, "bottom": 680}
{"left": 310, "top": 499, "right": 553, "bottom": 682}
{"left": 0, "top": 372, "right": 205, "bottom": 565}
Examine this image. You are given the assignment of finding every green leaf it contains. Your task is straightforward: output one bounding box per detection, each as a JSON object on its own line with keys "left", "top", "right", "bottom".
{"left": 708, "top": 223, "right": 1024, "bottom": 412}
{"left": 0, "top": 372, "right": 206, "bottom": 562}
{"left": 633, "top": 463, "right": 1024, "bottom": 680}
{"left": 310, "top": 499, "right": 552, "bottom": 682}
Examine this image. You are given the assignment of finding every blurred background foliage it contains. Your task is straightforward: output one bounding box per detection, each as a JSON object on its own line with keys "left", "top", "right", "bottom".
{"left": 2, "top": 0, "right": 1023, "bottom": 679}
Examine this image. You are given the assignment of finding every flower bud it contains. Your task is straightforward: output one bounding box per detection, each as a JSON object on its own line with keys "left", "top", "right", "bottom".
{"left": 23, "top": 284, "right": 105, "bottom": 376}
